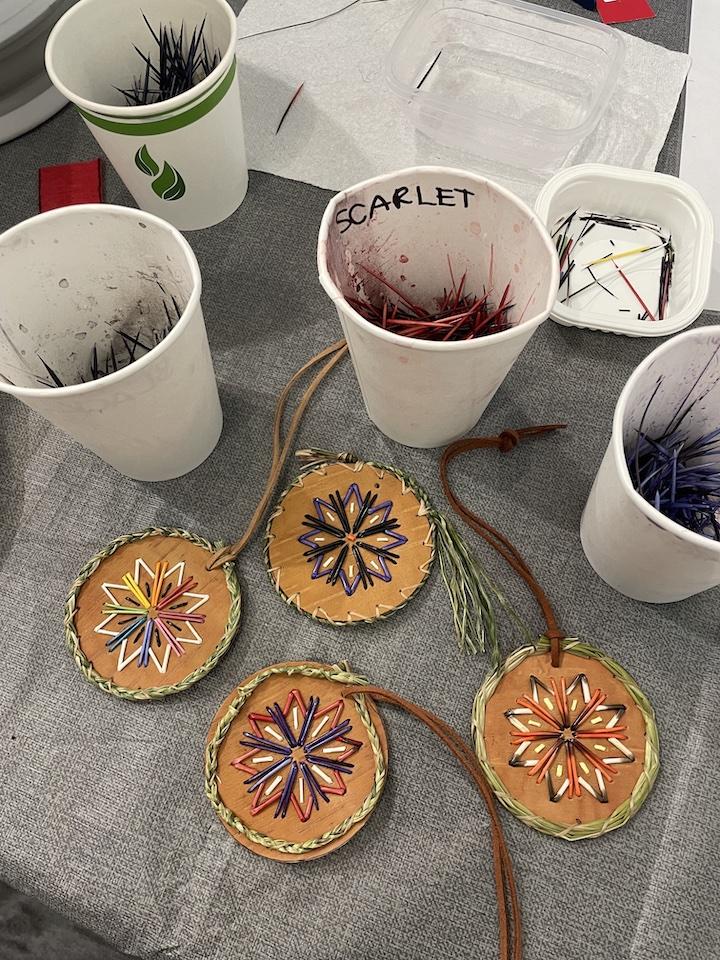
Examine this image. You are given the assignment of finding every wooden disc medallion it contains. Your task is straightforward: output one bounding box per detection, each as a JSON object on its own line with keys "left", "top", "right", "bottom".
{"left": 205, "top": 661, "right": 388, "bottom": 861}
{"left": 65, "top": 528, "right": 241, "bottom": 699}
{"left": 474, "top": 639, "right": 659, "bottom": 840}
{"left": 266, "top": 460, "right": 434, "bottom": 625}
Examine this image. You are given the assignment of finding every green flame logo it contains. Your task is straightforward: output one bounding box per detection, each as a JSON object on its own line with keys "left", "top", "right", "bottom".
{"left": 134, "top": 145, "right": 186, "bottom": 201}
{"left": 134, "top": 144, "right": 159, "bottom": 177}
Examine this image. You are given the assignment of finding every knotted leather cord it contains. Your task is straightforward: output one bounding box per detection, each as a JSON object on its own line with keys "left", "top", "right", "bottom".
{"left": 342, "top": 685, "right": 522, "bottom": 960}
{"left": 207, "top": 340, "right": 348, "bottom": 570}
{"left": 440, "top": 426, "right": 567, "bottom": 667}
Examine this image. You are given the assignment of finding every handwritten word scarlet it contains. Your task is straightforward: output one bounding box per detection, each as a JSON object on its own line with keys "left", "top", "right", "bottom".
{"left": 335, "top": 185, "right": 476, "bottom": 233}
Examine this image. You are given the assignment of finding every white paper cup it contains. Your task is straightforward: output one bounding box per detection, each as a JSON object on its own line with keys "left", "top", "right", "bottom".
{"left": 317, "top": 166, "right": 559, "bottom": 448}
{"left": 45, "top": 0, "right": 247, "bottom": 231}
{"left": 581, "top": 325, "right": 720, "bottom": 602}
{"left": 0, "top": 204, "right": 222, "bottom": 481}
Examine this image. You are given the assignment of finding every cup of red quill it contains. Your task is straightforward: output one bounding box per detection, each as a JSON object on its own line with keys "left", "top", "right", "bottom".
{"left": 317, "top": 166, "right": 559, "bottom": 448}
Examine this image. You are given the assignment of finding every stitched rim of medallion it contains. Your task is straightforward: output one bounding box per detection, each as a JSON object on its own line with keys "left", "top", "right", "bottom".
{"left": 472, "top": 637, "right": 660, "bottom": 840}
{"left": 64, "top": 527, "right": 242, "bottom": 700}
{"left": 264, "top": 459, "right": 436, "bottom": 626}
{"left": 204, "top": 662, "right": 387, "bottom": 855}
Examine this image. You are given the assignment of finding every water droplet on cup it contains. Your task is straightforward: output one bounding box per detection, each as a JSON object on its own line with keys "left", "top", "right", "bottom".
{"left": 59, "top": 278, "right": 69, "bottom": 288}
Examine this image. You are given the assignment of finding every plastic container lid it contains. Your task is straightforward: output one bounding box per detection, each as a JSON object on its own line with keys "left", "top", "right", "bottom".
{"left": 386, "top": 0, "right": 624, "bottom": 173}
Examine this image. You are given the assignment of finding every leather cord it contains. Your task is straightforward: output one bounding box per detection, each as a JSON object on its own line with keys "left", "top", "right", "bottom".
{"left": 439, "top": 426, "right": 567, "bottom": 667}
{"left": 207, "top": 340, "right": 348, "bottom": 570}
{"left": 342, "top": 685, "right": 522, "bottom": 960}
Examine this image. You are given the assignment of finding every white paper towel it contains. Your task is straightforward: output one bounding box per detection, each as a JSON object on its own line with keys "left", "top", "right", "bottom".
{"left": 235, "top": 0, "right": 690, "bottom": 203}
{"left": 681, "top": 0, "right": 720, "bottom": 310}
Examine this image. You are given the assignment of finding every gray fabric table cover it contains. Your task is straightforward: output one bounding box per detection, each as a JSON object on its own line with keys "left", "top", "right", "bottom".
{"left": 1, "top": 1, "right": 718, "bottom": 958}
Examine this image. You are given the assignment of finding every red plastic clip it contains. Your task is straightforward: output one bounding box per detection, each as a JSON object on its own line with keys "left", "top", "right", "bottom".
{"left": 596, "top": 0, "right": 656, "bottom": 24}
{"left": 38, "top": 158, "right": 104, "bottom": 213}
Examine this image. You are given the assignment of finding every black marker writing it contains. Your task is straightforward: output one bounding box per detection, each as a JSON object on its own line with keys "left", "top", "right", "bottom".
{"left": 335, "top": 185, "right": 476, "bottom": 233}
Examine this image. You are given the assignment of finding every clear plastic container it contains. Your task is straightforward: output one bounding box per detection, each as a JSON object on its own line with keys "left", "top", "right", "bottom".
{"left": 386, "top": 0, "right": 624, "bottom": 172}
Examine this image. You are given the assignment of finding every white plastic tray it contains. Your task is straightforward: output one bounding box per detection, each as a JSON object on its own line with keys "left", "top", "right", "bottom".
{"left": 535, "top": 164, "right": 714, "bottom": 337}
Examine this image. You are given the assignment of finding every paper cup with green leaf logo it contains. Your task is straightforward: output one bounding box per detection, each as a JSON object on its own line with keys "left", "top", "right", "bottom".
{"left": 45, "top": 0, "right": 247, "bottom": 231}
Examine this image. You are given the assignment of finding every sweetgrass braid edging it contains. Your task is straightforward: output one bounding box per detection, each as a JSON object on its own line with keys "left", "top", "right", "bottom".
{"left": 64, "top": 526, "right": 242, "bottom": 701}
{"left": 264, "top": 457, "right": 436, "bottom": 628}
{"left": 363, "top": 457, "right": 527, "bottom": 663}
{"left": 472, "top": 636, "right": 660, "bottom": 841}
{"left": 204, "top": 663, "right": 387, "bottom": 854}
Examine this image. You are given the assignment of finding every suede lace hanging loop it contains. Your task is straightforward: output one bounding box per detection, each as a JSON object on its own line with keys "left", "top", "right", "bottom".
{"left": 341, "top": 685, "right": 522, "bottom": 960}
{"left": 440, "top": 425, "right": 567, "bottom": 667}
{"left": 207, "top": 340, "right": 348, "bottom": 571}
{"left": 440, "top": 429, "right": 660, "bottom": 843}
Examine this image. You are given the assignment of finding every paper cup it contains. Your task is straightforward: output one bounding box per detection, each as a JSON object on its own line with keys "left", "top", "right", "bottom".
{"left": 0, "top": 204, "right": 222, "bottom": 481}
{"left": 45, "top": 0, "right": 247, "bottom": 231}
{"left": 317, "top": 166, "right": 559, "bottom": 448}
{"left": 581, "top": 326, "right": 720, "bottom": 602}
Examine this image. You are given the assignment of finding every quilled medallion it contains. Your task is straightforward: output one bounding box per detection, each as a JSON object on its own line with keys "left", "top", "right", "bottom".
{"left": 265, "top": 460, "right": 434, "bottom": 625}
{"left": 65, "top": 528, "right": 241, "bottom": 699}
{"left": 474, "top": 638, "right": 659, "bottom": 840}
{"left": 205, "top": 661, "right": 387, "bottom": 861}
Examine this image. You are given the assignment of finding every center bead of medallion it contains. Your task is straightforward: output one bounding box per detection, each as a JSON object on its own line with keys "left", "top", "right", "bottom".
{"left": 560, "top": 727, "right": 575, "bottom": 742}
{"left": 291, "top": 745, "right": 306, "bottom": 763}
